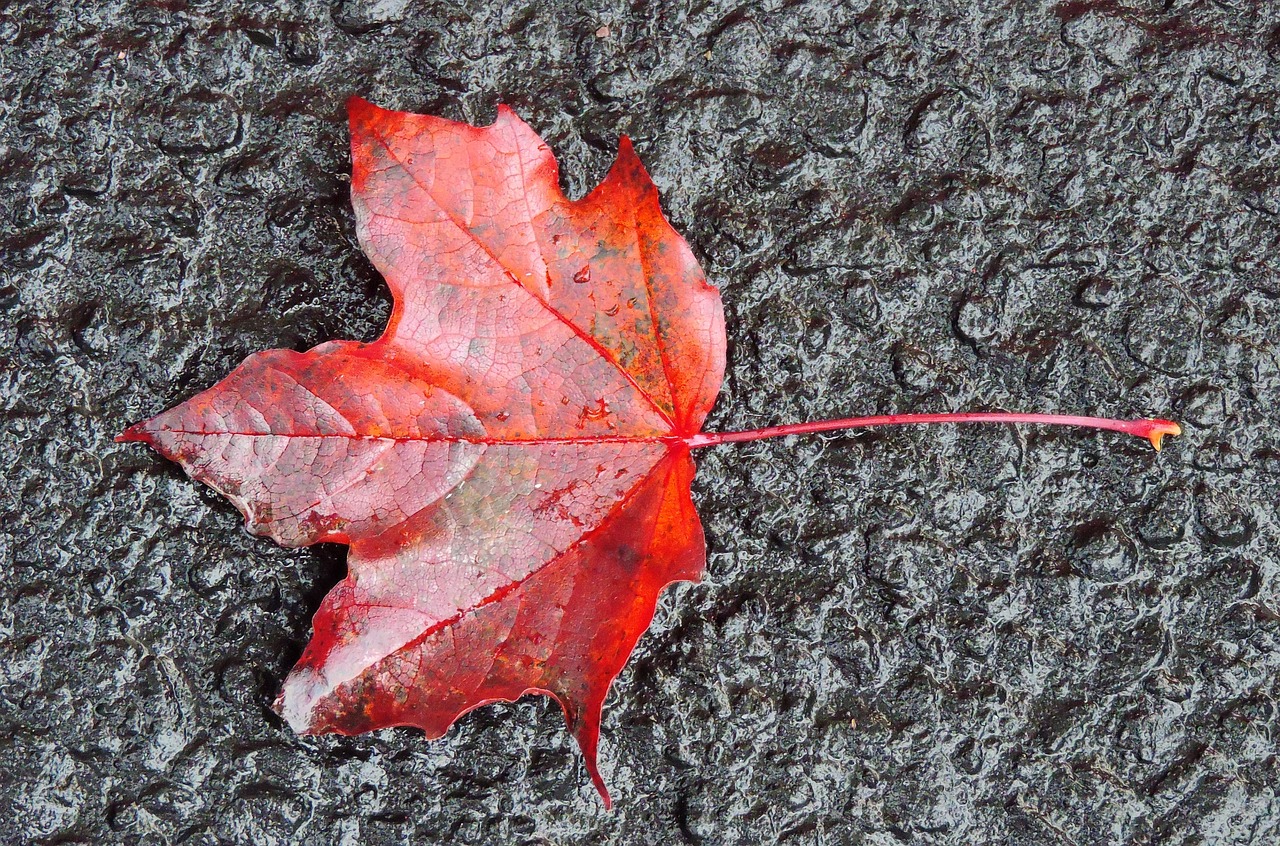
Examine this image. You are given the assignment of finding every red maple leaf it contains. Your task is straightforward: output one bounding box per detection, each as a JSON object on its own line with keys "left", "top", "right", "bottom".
{"left": 119, "top": 98, "right": 1179, "bottom": 805}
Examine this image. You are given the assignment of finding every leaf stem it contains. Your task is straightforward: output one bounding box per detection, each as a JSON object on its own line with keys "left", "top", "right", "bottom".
{"left": 685, "top": 413, "right": 1182, "bottom": 451}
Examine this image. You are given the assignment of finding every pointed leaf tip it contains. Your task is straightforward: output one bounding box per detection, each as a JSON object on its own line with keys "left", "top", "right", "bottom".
{"left": 566, "top": 698, "right": 613, "bottom": 808}
{"left": 346, "top": 95, "right": 375, "bottom": 116}
{"left": 115, "top": 421, "right": 154, "bottom": 444}
{"left": 584, "top": 755, "right": 612, "bottom": 810}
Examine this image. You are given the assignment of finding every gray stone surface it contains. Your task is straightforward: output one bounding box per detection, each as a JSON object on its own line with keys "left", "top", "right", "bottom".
{"left": 3, "top": 1, "right": 1278, "bottom": 843}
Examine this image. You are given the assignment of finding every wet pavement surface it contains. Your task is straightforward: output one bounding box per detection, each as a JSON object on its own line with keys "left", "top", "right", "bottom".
{"left": 3, "top": 1, "right": 1279, "bottom": 843}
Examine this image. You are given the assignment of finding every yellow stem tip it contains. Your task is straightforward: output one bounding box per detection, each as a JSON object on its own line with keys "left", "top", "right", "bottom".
{"left": 1147, "top": 421, "right": 1182, "bottom": 452}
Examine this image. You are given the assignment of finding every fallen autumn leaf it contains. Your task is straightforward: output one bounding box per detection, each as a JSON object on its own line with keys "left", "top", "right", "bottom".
{"left": 119, "top": 97, "right": 1179, "bottom": 806}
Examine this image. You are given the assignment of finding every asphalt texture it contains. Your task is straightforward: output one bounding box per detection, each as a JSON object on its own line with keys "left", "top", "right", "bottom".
{"left": 3, "top": 1, "right": 1279, "bottom": 844}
